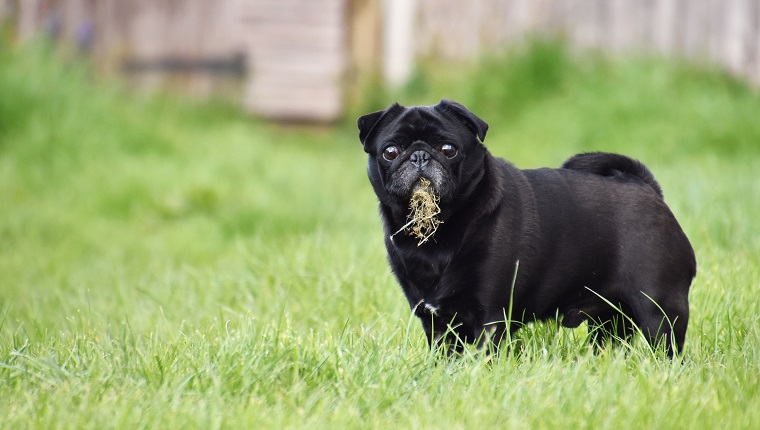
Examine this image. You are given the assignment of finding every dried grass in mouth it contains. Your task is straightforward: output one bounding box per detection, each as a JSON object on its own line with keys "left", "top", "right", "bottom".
{"left": 390, "top": 178, "right": 442, "bottom": 246}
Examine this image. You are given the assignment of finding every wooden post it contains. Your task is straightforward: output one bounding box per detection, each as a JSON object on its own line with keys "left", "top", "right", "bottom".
{"left": 383, "top": 0, "right": 416, "bottom": 86}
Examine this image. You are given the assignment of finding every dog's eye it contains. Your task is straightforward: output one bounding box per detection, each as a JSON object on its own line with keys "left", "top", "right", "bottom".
{"left": 441, "top": 144, "right": 458, "bottom": 158}
{"left": 383, "top": 146, "right": 400, "bottom": 161}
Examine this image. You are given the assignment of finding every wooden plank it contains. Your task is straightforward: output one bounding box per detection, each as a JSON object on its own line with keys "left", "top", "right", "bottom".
{"left": 243, "top": 0, "right": 347, "bottom": 121}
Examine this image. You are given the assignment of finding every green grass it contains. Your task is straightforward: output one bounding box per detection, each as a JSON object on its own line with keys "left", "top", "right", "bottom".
{"left": 2, "top": 38, "right": 760, "bottom": 429}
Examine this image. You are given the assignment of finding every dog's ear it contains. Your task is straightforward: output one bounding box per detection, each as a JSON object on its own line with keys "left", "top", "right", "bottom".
{"left": 435, "top": 99, "right": 488, "bottom": 142}
{"left": 357, "top": 103, "right": 405, "bottom": 149}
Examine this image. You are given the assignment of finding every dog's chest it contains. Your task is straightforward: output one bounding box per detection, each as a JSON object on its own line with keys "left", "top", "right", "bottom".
{"left": 391, "top": 241, "right": 451, "bottom": 290}
{"left": 389, "top": 240, "right": 472, "bottom": 314}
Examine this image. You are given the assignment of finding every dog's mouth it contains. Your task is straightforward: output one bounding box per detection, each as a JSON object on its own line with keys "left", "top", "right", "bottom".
{"left": 390, "top": 178, "right": 443, "bottom": 246}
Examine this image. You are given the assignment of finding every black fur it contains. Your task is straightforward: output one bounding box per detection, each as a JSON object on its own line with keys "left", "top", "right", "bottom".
{"left": 358, "top": 100, "right": 696, "bottom": 357}
{"left": 562, "top": 152, "right": 664, "bottom": 198}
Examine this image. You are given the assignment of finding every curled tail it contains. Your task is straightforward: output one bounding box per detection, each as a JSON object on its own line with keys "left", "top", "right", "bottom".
{"left": 561, "top": 152, "right": 663, "bottom": 198}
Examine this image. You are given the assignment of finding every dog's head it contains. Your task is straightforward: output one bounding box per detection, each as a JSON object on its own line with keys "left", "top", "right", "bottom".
{"left": 357, "top": 99, "right": 489, "bottom": 211}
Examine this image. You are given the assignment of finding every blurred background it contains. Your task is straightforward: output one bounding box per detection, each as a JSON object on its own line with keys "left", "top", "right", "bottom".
{"left": 3, "top": 0, "right": 759, "bottom": 123}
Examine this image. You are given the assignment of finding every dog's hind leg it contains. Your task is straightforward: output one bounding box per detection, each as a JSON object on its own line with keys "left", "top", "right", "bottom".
{"left": 587, "top": 309, "right": 636, "bottom": 352}
{"left": 629, "top": 292, "right": 689, "bottom": 358}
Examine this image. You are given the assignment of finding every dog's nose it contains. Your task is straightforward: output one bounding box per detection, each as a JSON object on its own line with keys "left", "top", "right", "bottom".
{"left": 410, "top": 150, "right": 431, "bottom": 170}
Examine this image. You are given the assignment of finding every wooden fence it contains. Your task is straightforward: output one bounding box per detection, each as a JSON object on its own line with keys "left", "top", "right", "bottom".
{"left": 413, "top": 0, "right": 760, "bottom": 86}
{"left": 8, "top": 0, "right": 347, "bottom": 121}
{"left": 5, "top": 0, "right": 760, "bottom": 121}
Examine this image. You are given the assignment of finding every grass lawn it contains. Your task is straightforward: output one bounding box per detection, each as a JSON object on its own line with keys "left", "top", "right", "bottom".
{"left": 1, "top": 40, "right": 759, "bottom": 428}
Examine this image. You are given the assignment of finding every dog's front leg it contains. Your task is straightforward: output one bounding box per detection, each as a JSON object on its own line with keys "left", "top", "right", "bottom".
{"left": 418, "top": 314, "right": 468, "bottom": 356}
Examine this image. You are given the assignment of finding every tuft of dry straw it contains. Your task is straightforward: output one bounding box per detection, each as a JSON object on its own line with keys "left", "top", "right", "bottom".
{"left": 390, "top": 178, "right": 442, "bottom": 246}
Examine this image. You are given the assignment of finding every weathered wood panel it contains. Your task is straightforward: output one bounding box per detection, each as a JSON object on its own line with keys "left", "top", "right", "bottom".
{"left": 241, "top": 0, "right": 346, "bottom": 122}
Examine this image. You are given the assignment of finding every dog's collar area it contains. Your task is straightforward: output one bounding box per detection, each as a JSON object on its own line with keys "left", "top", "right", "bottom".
{"left": 413, "top": 299, "right": 440, "bottom": 317}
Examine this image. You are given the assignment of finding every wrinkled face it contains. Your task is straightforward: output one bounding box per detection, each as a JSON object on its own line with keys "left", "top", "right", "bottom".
{"left": 358, "top": 100, "right": 489, "bottom": 208}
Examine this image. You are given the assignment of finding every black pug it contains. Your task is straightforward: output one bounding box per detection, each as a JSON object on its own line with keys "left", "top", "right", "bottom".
{"left": 358, "top": 99, "right": 696, "bottom": 357}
